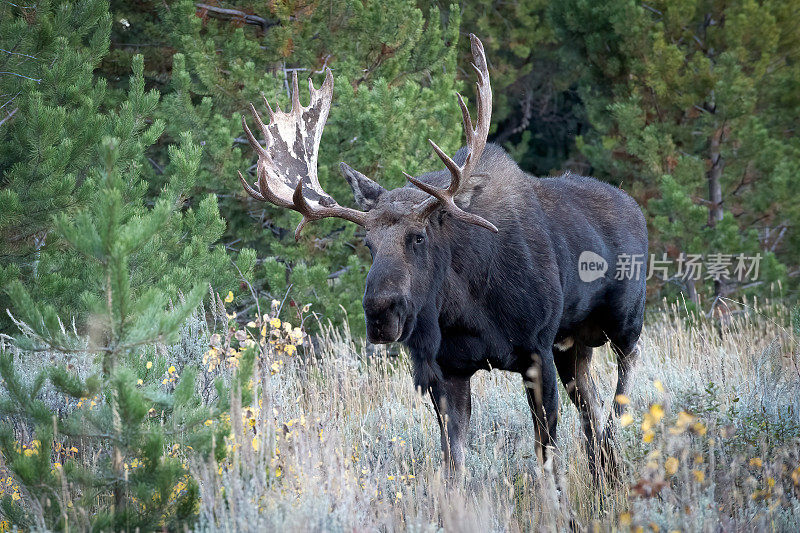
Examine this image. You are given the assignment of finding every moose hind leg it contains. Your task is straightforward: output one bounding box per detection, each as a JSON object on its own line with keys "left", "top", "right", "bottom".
{"left": 554, "top": 343, "right": 605, "bottom": 483}
{"left": 610, "top": 340, "right": 640, "bottom": 417}
{"left": 429, "top": 374, "right": 472, "bottom": 472}
{"left": 602, "top": 338, "right": 641, "bottom": 477}
{"left": 522, "top": 351, "right": 560, "bottom": 469}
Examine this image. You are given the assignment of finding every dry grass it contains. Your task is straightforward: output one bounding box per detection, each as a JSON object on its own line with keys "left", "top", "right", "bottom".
{"left": 2, "top": 298, "right": 798, "bottom": 531}
{"left": 193, "top": 300, "right": 800, "bottom": 532}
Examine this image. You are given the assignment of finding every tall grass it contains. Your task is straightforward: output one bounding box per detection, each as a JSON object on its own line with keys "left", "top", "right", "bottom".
{"left": 2, "top": 298, "right": 799, "bottom": 531}
{"left": 192, "top": 299, "right": 800, "bottom": 531}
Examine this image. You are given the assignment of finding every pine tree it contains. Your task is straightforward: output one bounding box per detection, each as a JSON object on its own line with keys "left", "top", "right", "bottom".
{"left": 0, "top": 109, "right": 252, "bottom": 531}
{"left": 550, "top": 0, "right": 800, "bottom": 305}
{"left": 0, "top": 1, "right": 254, "bottom": 332}
{"left": 455, "top": 1, "right": 588, "bottom": 174}
{"left": 0, "top": 0, "right": 112, "bottom": 329}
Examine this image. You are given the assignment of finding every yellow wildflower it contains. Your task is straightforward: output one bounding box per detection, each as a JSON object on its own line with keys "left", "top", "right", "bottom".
{"left": 615, "top": 394, "right": 630, "bottom": 405}
{"left": 693, "top": 469, "right": 705, "bottom": 482}
{"left": 224, "top": 291, "right": 234, "bottom": 303}
{"left": 665, "top": 456, "right": 679, "bottom": 476}
{"left": 649, "top": 404, "right": 664, "bottom": 422}
{"left": 146, "top": 361, "right": 152, "bottom": 369}
{"left": 168, "top": 365, "right": 176, "bottom": 374}
{"left": 270, "top": 317, "right": 281, "bottom": 329}
{"left": 653, "top": 380, "right": 665, "bottom": 392}
{"left": 676, "top": 411, "right": 695, "bottom": 427}
{"left": 620, "top": 413, "right": 634, "bottom": 427}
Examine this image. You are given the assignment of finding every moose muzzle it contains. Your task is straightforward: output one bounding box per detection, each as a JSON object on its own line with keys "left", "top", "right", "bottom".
{"left": 363, "top": 292, "right": 411, "bottom": 344}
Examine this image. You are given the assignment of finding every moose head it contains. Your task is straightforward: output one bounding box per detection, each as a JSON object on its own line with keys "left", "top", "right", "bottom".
{"left": 238, "top": 35, "right": 497, "bottom": 345}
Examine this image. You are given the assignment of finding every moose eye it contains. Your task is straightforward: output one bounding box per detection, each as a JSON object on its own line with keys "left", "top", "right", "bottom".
{"left": 414, "top": 234, "right": 425, "bottom": 245}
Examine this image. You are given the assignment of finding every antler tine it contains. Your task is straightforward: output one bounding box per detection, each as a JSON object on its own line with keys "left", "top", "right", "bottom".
{"left": 406, "top": 34, "right": 497, "bottom": 233}
{"left": 261, "top": 94, "right": 275, "bottom": 120}
{"left": 427, "top": 139, "right": 462, "bottom": 185}
{"left": 456, "top": 92, "right": 474, "bottom": 146}
{"left": 405, "top": 172, "right": 497, "bottom": 233}
{"left": 241, "top": 113, "right": 268, "bottom": 160}
{"left": 292, "top": 180, "right": 315, "bottom": 240}
{"left": 237, "top": 170, "right": 266, "bottom": 202}
{"left": 291, "top": 70, "right": 301, "bottom": 112}
{"left": 248, "top": 103, "right": 271, "bottom": 143}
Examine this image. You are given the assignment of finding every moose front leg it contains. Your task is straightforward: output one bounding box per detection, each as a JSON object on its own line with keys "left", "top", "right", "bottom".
{"left": 429, "top": 374, "right": 472, "bottom": 472}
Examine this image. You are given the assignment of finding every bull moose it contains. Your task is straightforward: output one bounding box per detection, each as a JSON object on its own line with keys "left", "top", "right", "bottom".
{"left": 237, "top": 35, "right": 647, "bottom": 481}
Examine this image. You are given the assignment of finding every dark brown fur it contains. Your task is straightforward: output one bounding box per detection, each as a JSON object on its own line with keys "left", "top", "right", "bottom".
{"left": 345, "top": 143, "right": 647, "bottom": 479}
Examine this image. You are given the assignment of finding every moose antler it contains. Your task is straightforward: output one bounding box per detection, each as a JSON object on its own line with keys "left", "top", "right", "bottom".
{"left": 238, "top": 69, "right": 367, "bottom": 240}
{"left": 404, "top": 34, "right": 498, "bottom": 233}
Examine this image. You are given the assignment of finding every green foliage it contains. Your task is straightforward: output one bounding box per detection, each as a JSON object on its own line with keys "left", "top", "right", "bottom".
{"left": 456, "top": 1, "right": 587, "bottom": 174}
{"left": 0, "top": 0, "right": 111, "bottom": 328}
{"left": 0, "top": 3, "right": 257, "bottom": 527}
{"left": 550, "top": 0, "right": 800, "bottom": 303}
{"left": 0, "top": 1, "right": 254, "bottom": 332}
{"left": 0, "top": 119, "right": 252, "bottom": 529}
{"left": 3, "top": 1, "right": 800, "bottom": 333}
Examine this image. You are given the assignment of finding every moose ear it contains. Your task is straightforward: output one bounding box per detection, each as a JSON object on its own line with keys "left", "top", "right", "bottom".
{"left": 340, "top": 162, "right": 386, "bottom": 211}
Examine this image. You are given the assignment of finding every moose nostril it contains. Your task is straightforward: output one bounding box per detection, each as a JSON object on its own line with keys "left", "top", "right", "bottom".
{"left": 365, "top": 294, "right": 407, "bottom": 315}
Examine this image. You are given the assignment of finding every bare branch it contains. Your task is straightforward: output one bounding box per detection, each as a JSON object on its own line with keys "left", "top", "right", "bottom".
{"left": 0, "top": 71, "right": 41, "bottom": 82}
{"left": 0, "top": 107, "right": 18, "bottom": 128}
{"left": 195, "top": 3, "right": 279, "bottom": 31}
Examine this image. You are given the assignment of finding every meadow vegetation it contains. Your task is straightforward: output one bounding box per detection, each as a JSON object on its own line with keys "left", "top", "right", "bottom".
{"left": 2, "top": 297, "right": 799, "bottom": 531}
{"left": 2, "top": 1, "right": 800, "bottom": 529}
